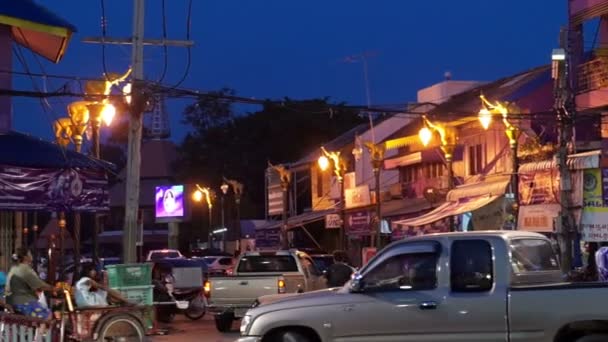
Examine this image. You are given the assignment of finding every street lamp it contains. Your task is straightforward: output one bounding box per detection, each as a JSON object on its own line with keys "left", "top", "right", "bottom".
{"left": 32, "top": 223, "right": 39, "bottom": 271}
{"left": 418, "top": 115, "right": 457, "bottom": 231}
{"left": 22, "top": 227, "right": 29, "bottom": 248}
{"left": 269, "top": 163, "right": 291, "bottom": 249}
{"left": 220, "top": 183, "right": 229, "bottom": 251}
{"left": 194, "top": 185, "right": 213, "bottom": 249}
{"left": 223, "top": 177, "right": 244, "bottom": 253}
{"left": 318, "top": 147, "right": 346, "bottom": 250}
{"left": 478, "top": 95, "right": 521, "bottom": 223}
{"left": 58, "top": 212, "right": 67, "bottom": 282}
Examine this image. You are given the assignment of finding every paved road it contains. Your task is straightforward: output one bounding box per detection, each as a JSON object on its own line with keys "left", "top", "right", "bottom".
{"left": 151, "top": 315, "right": 240, "bottom": 342}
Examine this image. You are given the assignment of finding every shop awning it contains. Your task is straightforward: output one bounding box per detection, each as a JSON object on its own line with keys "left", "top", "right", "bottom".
{"left": 256, "top": 209, "right": 335, "bottom": 231}
{"left": 447, "top": 176, "right": 511, "bottom": 201}
{"left": 519, "top": 150, "right": 600, "bottom": 173}
{"left": 393, "top": 195, "right": 501, "bottom": 228}
{"left": 392, "top": 176, "right": 510, "bottom": 228}
{"left": 0, "top": 0, "right": 77, "bottom": 63}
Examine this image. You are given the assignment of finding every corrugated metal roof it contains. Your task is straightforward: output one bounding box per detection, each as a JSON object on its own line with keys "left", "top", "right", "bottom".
{"left": 429, "top": 65, "right": 552, "bottom": 118}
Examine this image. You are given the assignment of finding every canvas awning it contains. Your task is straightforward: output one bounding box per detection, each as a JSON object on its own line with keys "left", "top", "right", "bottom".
{"left": 518, "top": 150, "right": 600, "bottom": 173}
{"left": 392, "top": 176, "right": 510, "bottom": 228}
{"left": 393, "top": 195, "right": 501, "bottom": 228}
{"left": 0, "top": 0, "right": 77, "bottom": 63}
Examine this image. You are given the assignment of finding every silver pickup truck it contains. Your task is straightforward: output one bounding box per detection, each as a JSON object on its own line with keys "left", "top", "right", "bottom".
{"left": 205, "top": 249, "right": 326, "bottom": 332}
{"left": 239, "top": 231, "right": 608, "bottom": 342}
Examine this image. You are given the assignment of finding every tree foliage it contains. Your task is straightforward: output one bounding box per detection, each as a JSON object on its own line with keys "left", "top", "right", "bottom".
{"left": 177, "top": 90, "right": 365, "bottom": 218}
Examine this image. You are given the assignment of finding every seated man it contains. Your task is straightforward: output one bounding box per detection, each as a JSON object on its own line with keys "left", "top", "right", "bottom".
{"left": 75, "top": 264, "right": 131, "bottom": 308}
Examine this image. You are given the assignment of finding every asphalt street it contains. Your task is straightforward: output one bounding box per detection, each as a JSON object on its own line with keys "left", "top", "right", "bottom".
{"left": 151, "top": 315, "right": 241, "bottom": 342}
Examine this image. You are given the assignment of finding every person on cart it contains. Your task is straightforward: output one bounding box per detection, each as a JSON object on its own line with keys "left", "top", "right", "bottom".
{"left": 74, "top": 264, "right": 132, "bottom": 307}
{"left": 5, "top": 248, "right": 56, "bottom": 319}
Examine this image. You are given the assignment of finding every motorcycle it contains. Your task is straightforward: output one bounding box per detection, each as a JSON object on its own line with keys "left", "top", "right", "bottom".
{"left": 153, "top": 277, "right": 206, "bottom": 323}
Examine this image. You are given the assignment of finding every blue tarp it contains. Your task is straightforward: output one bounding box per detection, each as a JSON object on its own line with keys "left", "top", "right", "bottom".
{"left": 0, "top": 0, "right": 76, "bottom": 62}
{"left": 0, "top": 0, "right": 77, "bottom": 32}
{"left": 0, "top": 131, "right": 115, "bottom": 171}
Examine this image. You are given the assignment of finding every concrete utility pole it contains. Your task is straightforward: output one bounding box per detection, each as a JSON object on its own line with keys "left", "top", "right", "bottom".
{"left": 553, "top": 27, "right": 576, "bottom": 273}
{"left": 83, "top": 0, "right": 193, "bottom": 263}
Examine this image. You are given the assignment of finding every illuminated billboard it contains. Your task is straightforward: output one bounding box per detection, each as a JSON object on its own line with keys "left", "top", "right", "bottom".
{"left": 155, "top": 185, "right": 185, "bottom": 222}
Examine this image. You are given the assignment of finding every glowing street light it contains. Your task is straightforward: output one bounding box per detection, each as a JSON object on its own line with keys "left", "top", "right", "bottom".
{"left": 478, "top": 107, "right": 492, "bottom": 130}
{"left": 317, "top": 155, "right": 330, "bottom": 171}
{"left": 418, "top": 127, "right": 433, "bottom": 147}
{"left": 478, "top": 95, "right": 521, "bottom": 223}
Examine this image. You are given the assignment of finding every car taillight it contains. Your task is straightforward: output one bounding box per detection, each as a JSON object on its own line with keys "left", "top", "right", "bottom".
{"left": 203, "top": 280, "right": 211, "bottom": 298}
{"left": 278, "top": 279, "right": 286, "bottom": 294}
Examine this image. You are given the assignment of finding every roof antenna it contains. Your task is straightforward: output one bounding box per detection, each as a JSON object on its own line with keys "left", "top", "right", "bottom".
{"left": 444, "top": 71, "right": 452, "bottom": 81}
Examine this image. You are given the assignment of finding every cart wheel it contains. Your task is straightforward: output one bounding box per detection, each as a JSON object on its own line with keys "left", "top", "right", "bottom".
{"left": 96, "top": 314, "right": 144, "bottom": 342}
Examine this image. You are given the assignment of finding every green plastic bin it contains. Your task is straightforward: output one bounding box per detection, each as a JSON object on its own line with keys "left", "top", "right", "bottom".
{"left": 106, "top": 263, "right": 152, "bottom": 288}
{"left": 115, "top": 285, "right": 154, "bottom": 306}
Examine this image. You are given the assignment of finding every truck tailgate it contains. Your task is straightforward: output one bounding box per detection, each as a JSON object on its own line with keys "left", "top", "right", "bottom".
{"left": 209, "top": 276, "right": 280, "bottom": 307}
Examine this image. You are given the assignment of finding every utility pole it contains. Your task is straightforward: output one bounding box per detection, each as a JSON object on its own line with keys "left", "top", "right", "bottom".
{"left": 83, "top": 0, "right": 193, "bottom": 263}
{"left": 553, "top": 27, "right": 576, "bottom": 273}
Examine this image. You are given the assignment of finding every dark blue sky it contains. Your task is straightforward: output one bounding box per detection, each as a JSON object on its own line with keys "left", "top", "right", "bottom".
{"left": 12, "top": 0, "right": 566, "bottom": 143}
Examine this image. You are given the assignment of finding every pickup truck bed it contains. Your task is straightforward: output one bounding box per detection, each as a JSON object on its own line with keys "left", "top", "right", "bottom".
{"left": 207, "top": 274, "right": 284, "bottom": 311}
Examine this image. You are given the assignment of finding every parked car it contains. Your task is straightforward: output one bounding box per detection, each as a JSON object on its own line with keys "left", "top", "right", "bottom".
{"left": 206, "top": 249, "right": 327, "bottom": 332}
{"left": 201, "top": 256, "right": 235, "bottom": 276}
{"left": 239, "top": 231, "right": 608, "bottom": 342}
{"left": 146, "top": 249, "right": 184, "bottom": 261}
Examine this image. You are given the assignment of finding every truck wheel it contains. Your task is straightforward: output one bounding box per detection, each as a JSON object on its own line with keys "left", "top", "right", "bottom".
{"left": 268, "top": 330, "right": 314, "bottom": 342}
{"left": 214, "top": 313, "right": 234, "bottom": 332}
{"left": 577, "top": 335, "right": 608, "bottom": 342}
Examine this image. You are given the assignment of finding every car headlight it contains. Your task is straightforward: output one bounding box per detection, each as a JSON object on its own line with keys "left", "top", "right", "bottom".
{"left": 240, "top": 315, "right": 252, "bottom": 335}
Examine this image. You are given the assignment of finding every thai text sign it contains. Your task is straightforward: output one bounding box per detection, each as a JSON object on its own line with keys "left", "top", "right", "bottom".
{"left": 346, "top": 210, "right": 371, "bottom": 236}
{"left": 325, "top": 214, "right": 341, "bottom": 229}
{"left": 518, "top": 204, "right": 559, "bottom": 232}
{"left": 581, "top": 169, "right": 608, "bottom": 241}
{"left": 0, "top": 165, "right": 109, "bottom": 211}
{"left": 345, "top": 185, "right": 371, "bottom": 209}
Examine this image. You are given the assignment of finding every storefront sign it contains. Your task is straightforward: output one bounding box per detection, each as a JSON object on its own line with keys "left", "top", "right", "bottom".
{"left": 325, "top": 214, "right": 342, "bottom": 229}
{"left": 517, "top": 204, "right": 559, "bottom": 232}
{"left": 345, "top": 185, "right": 371, "bottom": 209}
{"left": 0, "top": 165, "right": 109, "bottom": 211}
{"left": 581, "top": 168, "right": 608, "bottom": 241}
{"left": 346, "top": 211, "right": 371, "bottom": 236}
{"left": 267, "top": 185, "right": 284, "bottom": 217}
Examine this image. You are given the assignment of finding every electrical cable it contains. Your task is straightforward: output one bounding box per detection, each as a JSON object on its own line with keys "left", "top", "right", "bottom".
{"left": 157, "top": 0, "right": 169, "bottom": 84}
{"left": 100, "top": 0, "right": 111, "bottom": 81}
{"left": 167, "top": 0, "right": 193, "bottom": 89}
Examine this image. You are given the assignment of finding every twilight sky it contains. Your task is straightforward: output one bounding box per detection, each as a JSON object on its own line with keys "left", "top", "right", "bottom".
{"left": 12, "top": 0, "right": 566, "bottom": 143}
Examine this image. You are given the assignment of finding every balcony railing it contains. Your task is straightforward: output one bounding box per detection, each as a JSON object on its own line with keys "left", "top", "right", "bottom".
{"left": 577, "top": 55, "right": 608, "bottom": 94}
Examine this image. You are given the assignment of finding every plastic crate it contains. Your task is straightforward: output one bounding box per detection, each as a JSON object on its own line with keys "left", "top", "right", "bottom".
{"left": 116, "top": 285, "right": 153, "bottom": 306}
{"left": 106, "top": 263, "right": 152, "bottom": 288}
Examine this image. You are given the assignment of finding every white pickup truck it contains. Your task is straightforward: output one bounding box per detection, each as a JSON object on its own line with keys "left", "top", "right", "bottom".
{"left": 239, "top": 231, "right": 608, "bottom": 342}
{"left": 205, "top": 249, "right": 327, "bottom": 332}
